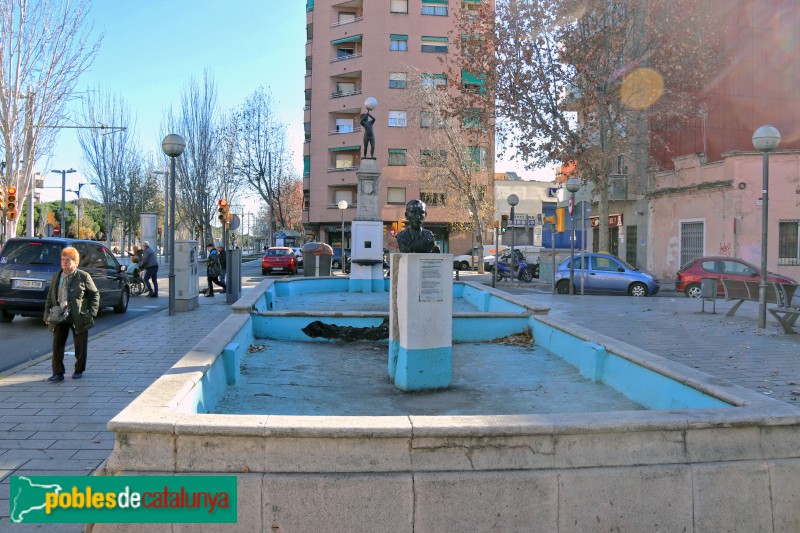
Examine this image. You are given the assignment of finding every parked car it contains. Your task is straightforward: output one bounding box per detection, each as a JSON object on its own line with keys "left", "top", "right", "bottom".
{"left": 291, "top": 247, "right": 304, "bottom": 267}
{"left": 453, "top": 244, "right": 509, "bottom": 271}
{"left": 0, "top": 237, "right": 131, "bottom": 322}
{"left": 554, "top": 252, "right": 660, "bottom": 297}
{"left": 261, "top": 247, "right": 298, "bottom": 275}
{"left": 331, "top": 247, "right": 350, "bottom": 270}
{"left": 675, "top": 256, "right": 797, "bottom": 298}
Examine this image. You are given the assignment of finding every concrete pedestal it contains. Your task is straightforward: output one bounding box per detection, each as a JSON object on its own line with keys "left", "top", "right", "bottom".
{"left": 349, "top": 220, "right": 386, "bottom": 292}
{"left": 389, "top": 253, "right": 453, "bottom": 390}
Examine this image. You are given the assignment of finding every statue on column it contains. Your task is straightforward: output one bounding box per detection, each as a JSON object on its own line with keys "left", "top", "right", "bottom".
{"left": 361, "top": 97, "right": 377, "bottom": 158}
{"left": 396, "top": 199, "right": 436, "bottom": 253}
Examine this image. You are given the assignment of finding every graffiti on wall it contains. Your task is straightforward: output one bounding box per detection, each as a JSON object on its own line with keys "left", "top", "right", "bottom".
{"left": 718, "top": 242, "right": 732, "bottom": 256}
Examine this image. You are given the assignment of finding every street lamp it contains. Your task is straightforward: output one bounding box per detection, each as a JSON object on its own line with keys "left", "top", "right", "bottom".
{"left": 152, "top": 170, "right": 169, "bottom": 257}
{"left": 752, "top": 125, "right": 781, "bottom": 329}
{"left": 66, "top": 183, "right": 86, "bottom": 238}
{"left": 338, "top": 200, "right": 348, "bottom": 271}
{"left": 161, "top": 134, "right": 186, "bottom": 317}
{"left": 565, "top": 177, "right": 582, "bottom": 295}
{"left": 51, "top": 168, "right": 76, "bottom": 235}
{"left": 507, "top": 194, "right": 519, "bottom": 284}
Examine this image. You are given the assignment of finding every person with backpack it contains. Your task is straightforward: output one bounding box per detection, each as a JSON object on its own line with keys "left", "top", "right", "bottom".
{"left": 205, "top": 243, "right": 227, "bottom": 297}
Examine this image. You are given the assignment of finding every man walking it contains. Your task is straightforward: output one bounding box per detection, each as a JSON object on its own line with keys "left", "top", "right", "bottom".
{"left": 139, "top": 241, "right": 159, "bottom": 298}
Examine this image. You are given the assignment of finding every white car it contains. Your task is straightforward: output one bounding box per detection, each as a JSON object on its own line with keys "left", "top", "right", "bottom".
{"left": 292, "top": 247, "right": 304, "bottom": 267}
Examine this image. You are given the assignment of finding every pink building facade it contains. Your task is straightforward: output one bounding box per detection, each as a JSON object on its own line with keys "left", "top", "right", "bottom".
{"left": 303, "top": 0, "right": 491, "bottom": 254}
{"left": 647, "top": 151, "right": 800, "bottom": 282}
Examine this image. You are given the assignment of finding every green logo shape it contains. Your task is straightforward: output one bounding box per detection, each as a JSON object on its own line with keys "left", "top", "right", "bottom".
{"left": 10, "top": 476, "right": 237, "bottom": 523}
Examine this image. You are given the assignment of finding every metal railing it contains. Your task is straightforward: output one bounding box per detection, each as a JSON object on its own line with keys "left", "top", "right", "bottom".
{"left": 331, "top": 16, "right": 363, "bottom": 27}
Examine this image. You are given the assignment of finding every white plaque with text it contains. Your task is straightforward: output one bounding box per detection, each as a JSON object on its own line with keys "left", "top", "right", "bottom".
{"left": 419, "top": 259, "right": 443, "bottom": 302}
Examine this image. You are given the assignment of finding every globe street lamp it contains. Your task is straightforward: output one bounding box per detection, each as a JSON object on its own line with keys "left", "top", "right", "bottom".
{"left": 565, "top": 177, "right": 582, "bottom": 295}
{"left": 51, "top": 168, "right": 76, "bottom": 234}
{"left": 752, "top": 125, "right": 781, "bottom": 329}
{"left": 161, "top": 134, "right": 186, "bottom": 316}
{"left": 338, "top": 200, "right": 348, "bottom": 272}
{"left": 507, "top": 194, "right": 519, "bottom": 284}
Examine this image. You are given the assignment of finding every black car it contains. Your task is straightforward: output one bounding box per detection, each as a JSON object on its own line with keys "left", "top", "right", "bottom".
{"left": 0, "top": 237, "right": 131, "bottom": 322}
{"left": 331, "top": 247, "right": 350, "bottom": 269}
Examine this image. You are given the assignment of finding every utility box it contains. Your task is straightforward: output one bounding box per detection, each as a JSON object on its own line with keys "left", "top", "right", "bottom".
{"left": 174, "top": 239, "right": 199, "bottom": 312}
{"left": 700, "top": 277, "right": 717, "bottom": 314}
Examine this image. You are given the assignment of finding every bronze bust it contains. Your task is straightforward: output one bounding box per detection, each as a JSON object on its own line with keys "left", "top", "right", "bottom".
{"left": 396, "top": 199, "right": 436, "bottom": 253}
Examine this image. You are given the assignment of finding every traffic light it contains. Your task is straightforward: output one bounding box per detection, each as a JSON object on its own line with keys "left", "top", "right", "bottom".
{"left": 218, "top": 199, "right": 230, "bottom": 226}
{"left": 194, "top": 226, "right": 201, "bottom": 239}
{"left": 543, "top": 215, "right": 555, "bottom": 226}
{"left": 500, "top": 214, "right": 508, "bottom": 233}
{"left": 0, "top": 187, "right": 4, "bottom": 210}
{"left": 390, "top": 222, "right": 397, "bottom": 237}
{"left": 555, "top": 207, "right": 566, "bottom": 233}
{"left": 6, "top": 186, "right": 17, "bottom": 219}
{"left": 397, "top": 218, "right": 406, "bottom": 232}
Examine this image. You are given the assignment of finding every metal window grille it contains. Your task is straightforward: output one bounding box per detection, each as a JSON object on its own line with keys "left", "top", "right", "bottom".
{"left": 626, "top": 225, "right": 637, "bottom": 266}
{"left": 778, "top": 220, "right": 800, "bottom": 266}
{"left": 680, "top": 221, "right": 704, "bottom": 267}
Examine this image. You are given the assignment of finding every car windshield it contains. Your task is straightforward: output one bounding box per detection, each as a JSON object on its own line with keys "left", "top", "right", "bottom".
{"left": 0, "top": 241, "right": 62, "bottom": 266}
{"left": 267, "top": 249, "right": 290, "bottom": 256}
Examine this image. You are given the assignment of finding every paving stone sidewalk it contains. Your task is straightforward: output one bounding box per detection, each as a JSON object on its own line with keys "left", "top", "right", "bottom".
{"left": 0, "top": 294, "right": 233, "bottom": 531}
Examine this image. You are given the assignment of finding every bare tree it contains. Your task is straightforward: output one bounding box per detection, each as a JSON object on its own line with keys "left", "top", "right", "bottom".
{"left": 234, "top": 86, "right": 297, "bottom": 244}
{"left": 0, "top": 0, "right": 100, "bottom": 239}
{"left": 164, "top": 71, "right": 227, "bottom": 248}
{"left": 77, "top": 88, "right": 138, "bottom": 247}
{"left": 475, "top": 0, "right": 720, "bottom": 251}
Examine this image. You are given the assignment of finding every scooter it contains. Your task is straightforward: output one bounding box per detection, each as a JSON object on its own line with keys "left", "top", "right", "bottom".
{"left": 496, "top": 256, "right": 533, "bottom": 282}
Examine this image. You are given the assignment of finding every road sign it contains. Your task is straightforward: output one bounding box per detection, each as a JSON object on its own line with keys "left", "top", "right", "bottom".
{"left": 568, "top": 196, "right": 574, "bottom": 216}
{"left": 228, "top": 213, "right": 241, "bottom": 231}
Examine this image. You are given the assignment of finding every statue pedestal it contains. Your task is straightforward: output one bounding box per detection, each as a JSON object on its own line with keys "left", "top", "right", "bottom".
{"left": 348, "top": 220, "right": 386, "bottom": 293}
{"left": 389, "top": 253, "right": 453, "bottom": 391}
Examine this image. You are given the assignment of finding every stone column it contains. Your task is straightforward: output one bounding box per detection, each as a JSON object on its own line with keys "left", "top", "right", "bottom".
{"left": 349, "top": 158, "right": 386, "bottom": 292}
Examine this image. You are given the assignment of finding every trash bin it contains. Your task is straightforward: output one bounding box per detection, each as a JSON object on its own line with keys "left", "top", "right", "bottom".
{"left": 700, "top": 277, "right": 717, "bottom": 313}
{"left": 301, "top": 242, "right": 333, "bottom": 277}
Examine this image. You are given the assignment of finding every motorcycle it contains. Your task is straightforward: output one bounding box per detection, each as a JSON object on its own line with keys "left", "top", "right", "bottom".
{"left": 495, "top": 254, "right": 533, "bottom": 282}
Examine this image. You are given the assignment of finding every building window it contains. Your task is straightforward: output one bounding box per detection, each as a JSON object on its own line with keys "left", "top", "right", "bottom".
{"left": 388, "top": 110, "right": 407, "bottom": 127}
{"left": 303, "top": 156, "right": 310, "bottom": 177}
{"left": 390, "top": 0, "right": 408, "bottom": 13}
{"left": 388, "top": 149, "right": 407, "bottom": 166}
{"left": 420, "top": 111, "right": 444, "bottom": 128}
{"left": 390, "top": 34, "right": 408, "bottom": 51}
{"left": 337, "top": 46, "right": 356, "bottom": 58}
{"left": 420, "top": 149, "right": 447, "bottom": 167}
{"left": 334, "top": 189, "right": 353, "bottom": 204}
{"left": 388, "top": 187, "right": 406, "bottom": 204}
{"left": 389, "top": 72, "right": 407, "bottom": 89}
{"left": 334, "top": 82, "right": 356, "bottom": 97}
{"left": 338, "top": 11, "right": 356, "bottom": 23}
{"left": 420, "top": 190, "right": 446, "bottom": 206}
{"left": 422, "top": 2, "right": 448, "bottom": 16}
{"left": 420, "top": 74, "right": 447, "bottom": 90}
{"left": 465, "top": 146, "right": 488, "bottom": 169}
{"left": 778, "top": 220, "right": 800, "bottom": 265}
{"left": 335, "top": 153, "right": 355, "bottom": 169}
{"left": 421, "top": 36, "right": 448, "bottom": 53}
{"left": 463, "top": 108, "right": 481, "bottom": 128}
{"left": 680, "top": 221, "right": 704, "bottom": 267}
{"left": 461, "top": 70, "right": 484, "bottom": 92}
{"left": 335, "top": 118, "right": 354, "bottom": 133}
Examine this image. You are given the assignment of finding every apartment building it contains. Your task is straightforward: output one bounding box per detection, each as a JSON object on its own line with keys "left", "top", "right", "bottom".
{"left": 303, "top": 0, "right": 492, "bottom": 254}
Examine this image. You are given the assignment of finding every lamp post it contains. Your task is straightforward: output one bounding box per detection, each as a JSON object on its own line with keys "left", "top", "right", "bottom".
{"left": 752, "top": 125, "right": 781, "bottom": 329}
{"left": 51, "top": 168, "right": 76, "bottom": 235}
{"left": 66, "top": 183, "right": 86, "bottom": 238}
{"left": 152, "top": 170, "right": 169, "bottom": 257}
{"left": 565, "top": 177, "right": 582, "bottom": 295}
{"left": 507, "top": 194, "right": 519, "bottom": 284}
{"left": 161, "top": 134, "right": 186, "bottom": 317}
{"left": 338, "top": 200, "right": 348, "bottom": 271}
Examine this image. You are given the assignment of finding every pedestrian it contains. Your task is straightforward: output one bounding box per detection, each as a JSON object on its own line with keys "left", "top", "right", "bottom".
{"left": 139, "top": 241, "right": 159, "bottom": 298}
{"left": 44, "top": 246, "right": 100, "bottom": 382}
{"left": 217, "top": 242, "right": 227, "bottom": 285}
{"left": 205, "top": 243, "right": 226, "bottom": 297}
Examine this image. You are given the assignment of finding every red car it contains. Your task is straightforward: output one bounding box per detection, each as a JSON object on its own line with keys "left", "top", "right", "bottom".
{"left": 676, "top": 256, "right": 796, "bottom": 298}
{"left": 262, "top": 247, "right": 297, "bottom": 276}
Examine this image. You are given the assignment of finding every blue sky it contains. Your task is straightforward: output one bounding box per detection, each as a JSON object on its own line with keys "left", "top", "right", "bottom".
{"left": 42, "top": 1, "right": 306, "bottom": 202}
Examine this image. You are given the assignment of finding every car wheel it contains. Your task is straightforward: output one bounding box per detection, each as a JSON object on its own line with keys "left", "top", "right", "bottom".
{"left": 685, "top": 283, "right": 701, "bottom": 298}
{"left": 556, "top": 280, "right": 571, "bottom": 294}
{"left": 332, "top": 259, "right": 341, "bottom": 269}
{"left": 629, "top": 282, "right": 649, "bottom": 297}
{"left": 459, "top": 261, "right": 470, "bottom": 271}
{"left": 0, "top": 309, "right": 15, "bottom": 323}
{"left": 113, "top": 288, "right": 129, "bottom": 313}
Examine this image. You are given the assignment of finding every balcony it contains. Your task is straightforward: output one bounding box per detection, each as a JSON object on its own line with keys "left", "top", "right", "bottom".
{"left": 329, "top": 126, "right": 362, "bottom": 135}
{"left": 331, "top": 15, "right": 363, "bottom": 27}
{"left": 330, "top": 52, "right": 362, "bottom": 63}
{"left": 330, "top": 88, "right": 362, "bottom": 99}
